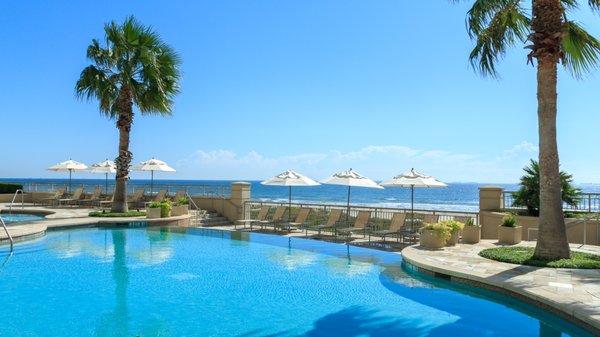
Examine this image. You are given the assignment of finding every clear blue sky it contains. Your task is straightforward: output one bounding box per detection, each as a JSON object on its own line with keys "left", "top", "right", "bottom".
{"left": 1, "top": 1, "right": 599, "bottom": 183}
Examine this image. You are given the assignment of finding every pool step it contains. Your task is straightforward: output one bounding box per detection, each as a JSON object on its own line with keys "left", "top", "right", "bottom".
{"left": 189, "top": 210, "right": 231, "bottom": 227}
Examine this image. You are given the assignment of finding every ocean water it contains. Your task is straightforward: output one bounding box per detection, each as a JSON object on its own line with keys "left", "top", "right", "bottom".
{"left": 4, "top": 178, "right": 600, "bottom": 212}
{"left": 0, "top": 226, "right": 592, "bottom": 337}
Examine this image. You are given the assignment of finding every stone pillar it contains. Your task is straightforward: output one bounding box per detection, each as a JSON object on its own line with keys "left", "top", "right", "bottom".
{"left": 230, "top": 182, "right": 251, "bottom": 221}
{"left": 479, "top": 186, "right": 504, "bottom": 211}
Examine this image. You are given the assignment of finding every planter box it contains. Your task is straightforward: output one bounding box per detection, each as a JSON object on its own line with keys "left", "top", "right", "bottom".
{"left": 462, "top": 226, "right": 481, "bottom": 244}
{"left": 446, "top": 231, "right": 460, "bottom": 246}
{"left": 498, "top": 226, "right": 522, "bottom": 245}
{"left": 147, "top": 207, "right": 161, "bottom": 219}
{"left": 420, "top": 229, "right": 446, "bottom": 249}
{"left": 171, "top": 205, "right": 189, "bottom": 216}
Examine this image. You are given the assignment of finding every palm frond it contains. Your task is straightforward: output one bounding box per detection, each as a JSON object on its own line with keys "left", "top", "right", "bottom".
{"left": 75, "top": 65, "right": 118, "bottom": 116}
{"left": 589, "top": 0, "right": 600, "bottom": 12}
{"left": 561, "top": 21, "right": 600, "bottom": 78}
{"left": 466, "top": 0, "right": 530, "bottom": 76}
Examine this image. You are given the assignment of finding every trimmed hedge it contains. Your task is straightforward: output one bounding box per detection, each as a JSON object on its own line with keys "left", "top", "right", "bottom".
{"left": 0, "top": 183, "right": 23, "bottom": 194}
{"left": 89, "top": 211, "right": 146, "bottom": 218}
{"left": 479, "top": 246, "right": 600, "bottom": 269}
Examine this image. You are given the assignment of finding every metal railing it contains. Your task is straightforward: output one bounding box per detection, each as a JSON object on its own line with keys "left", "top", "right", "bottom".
{"left": 526, "top": 213, "right": 600, "bottom": 246}
{"left": 243, "top": 200, "right": 478, "bottom": 229}
{"left": 0, "top": 216, "right": 14, "bottom": 250}
{"left": 503, "top": 191, "right": 600, "bottom": 213}
{"left": 8, "top": 189, "right": 24, "bottom": 214}
{"left": 22, "top": 182, "right": 231, "bottom": 198}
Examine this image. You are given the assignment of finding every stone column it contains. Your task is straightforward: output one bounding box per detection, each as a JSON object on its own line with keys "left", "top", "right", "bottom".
{"left": 479, "top": 186, "right": 505, "bottom": 239}
{"left": 479, "top": 186, "right": 504, "bottom": 211}
{"left": 230, "top": 182, "right": 251, "bottom": 221}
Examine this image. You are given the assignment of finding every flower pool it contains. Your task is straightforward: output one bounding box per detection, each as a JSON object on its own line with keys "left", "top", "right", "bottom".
{"left": 1, "top": 213, "right": 44, "bottom": 223}
{"left": 0, "top": 226, "right": 593, "bottom": 336}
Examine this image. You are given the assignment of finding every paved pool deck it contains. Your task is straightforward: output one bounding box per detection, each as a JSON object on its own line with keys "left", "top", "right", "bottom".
{"left": 402, "top": 241, "right": 600, "bottom": 334}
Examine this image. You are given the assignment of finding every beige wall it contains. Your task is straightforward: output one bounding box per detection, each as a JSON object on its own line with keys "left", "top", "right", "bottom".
{"left": 479, "top": 188, "right": 600, "bottom": 245}
{"left": 190, "top": 182, "right": 250, "bottom": 222}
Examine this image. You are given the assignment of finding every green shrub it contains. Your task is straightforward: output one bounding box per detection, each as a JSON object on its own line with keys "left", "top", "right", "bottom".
{"left": 89, "top": 210, "right": 145, "bottom": 217}
{"left": 148, "top": 201, "right": 162, "bottom": 208}
{"left": 422, "top": 222, "right": 451, "bottom": 241}
{"left": 0, "top": 183, "right": 23, "bottom": 194}
{"left": 479, "top": 246, "right": 600, "bottom": 269}
{"left": 159, "top": 199, "right": 172, "bottom": 217}
{"left": 176, "top": 197, "right": 189, "bottom": 206}
{"left": 502, "top": 213, "right": 517, "bottom": 227}
{"left": 512, "top": 160, "right": 580, "bottom": 216}
{"left": 464, "top": 217, "right": 477, "bottom": 227}
{"left": 441, "top": 220, "right": 464, "bottom": 233}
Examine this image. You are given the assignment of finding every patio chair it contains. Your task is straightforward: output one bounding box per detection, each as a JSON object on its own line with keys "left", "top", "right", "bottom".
{"left": 260, "top": 206, "right": 287, "bottom": 230}
{"left": 77, "top": 187, "right": 102, "bottom": 207}
{"left": 171, "top": 189, "right": 187, "bottom": 202}
{"left": 127, "top": 188, "right": 146, "bottom": 209}
{"left": 98, "top": 193, "right": 114, "bottom": 209}
{"left": 276, "top": 207, "right": 311, "bottom": 231}
{"left": 235, "top": 205, "right": 270, "bottom": 230}
{"left": 310, "top": 209, "right": 343, "bottom": 236}
{"left": 404, "top": 213, "right": 439, "bottom": 244}
{"left": 58, "top": 187, "right": 84, "bottom": 207}
{"left": 37, "top": 188, "right": 65, "bottom": 206}
{"left": 371, "top": 212, "right": 407, "bottom": 242}
{"left": 145, "top": 189, "right": 167, "bottom": 206}
{"left": 336, "top": 210, "right": 372, "bottom": 238}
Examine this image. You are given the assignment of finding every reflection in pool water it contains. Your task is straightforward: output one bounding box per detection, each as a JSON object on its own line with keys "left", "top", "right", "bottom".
{"left": 0, "top": 227, "right": 593, "bottom": 336}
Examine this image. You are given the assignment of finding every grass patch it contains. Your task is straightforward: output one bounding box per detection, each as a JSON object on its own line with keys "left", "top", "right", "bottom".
{"left": 89, "top": 210, "right": 146, "bottom": 218}
{"left": 479, "top": 246, "right": 600, "bottom": 269}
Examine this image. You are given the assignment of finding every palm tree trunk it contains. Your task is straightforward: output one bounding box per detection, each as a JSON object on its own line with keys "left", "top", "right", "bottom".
{"left": 531, "top": 0, "right": 570, "bottom": 260}
{"left": 112, "top": 86, "right": 134, "bottom": 213}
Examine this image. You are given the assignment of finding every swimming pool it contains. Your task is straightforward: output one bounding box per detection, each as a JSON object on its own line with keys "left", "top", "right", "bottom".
{"left": 1, "top": 213, "right": 44, "bottom": 223}
{"left": 0, "top": 227, "right": 592, "bottom": 336}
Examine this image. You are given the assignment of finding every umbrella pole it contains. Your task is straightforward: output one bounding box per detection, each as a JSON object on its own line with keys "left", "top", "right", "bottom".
{"left": 68, "top": 169, "right": 72, "bottom": 193}
{"left": 411, "top": 185, "right": 415, "bottom": 226}
{"left": 151, "top": 170, "right": 154, "bottom": 195}
{"left": 346, "top": 186, "right": 351, "bottom": 226}
{"left": 288, "top": 186, "right": 292, "bottom": 222}
{"left": 105, "top": 173, "right": 109, "bottom": 193}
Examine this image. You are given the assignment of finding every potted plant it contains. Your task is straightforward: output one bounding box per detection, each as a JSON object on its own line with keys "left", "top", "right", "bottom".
{"left": 461, "top": 217, "right": 481, "bottom": 244}
{"left": 147, "top": 201, "right": 162, "bottom": 219}
{"left": 420, "top": 222, "right": 450, "bottom": 249}
{"left": 171, "top": 197, "right": 189, "bottom": 216}
{"left": 498, "top": 213, "right": 522, "bottom": 245}
{"left": 444, "top": 220, "right": 464, "bottom": 246}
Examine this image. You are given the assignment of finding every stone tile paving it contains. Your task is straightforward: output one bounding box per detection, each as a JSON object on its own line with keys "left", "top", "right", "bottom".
{"left": 401, "top": 240, "right": 600, "bottom": 333}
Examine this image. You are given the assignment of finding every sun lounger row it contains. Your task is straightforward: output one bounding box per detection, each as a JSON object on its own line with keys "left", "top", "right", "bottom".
{"left": 33, "top": 188, "right": 189, "bottom": 209}
{"left": 235, "top": 205, "right": 447, "bottom": 242}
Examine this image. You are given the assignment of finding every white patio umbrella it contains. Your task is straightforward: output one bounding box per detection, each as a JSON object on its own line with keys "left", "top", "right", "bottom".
{"left": 380, "top": 168, "right": 447, "bottom": 224}
{"left": 261, "top": 170, "right": 320, "bottom": 221}
{"left": 321, "top": 169, "right": 383, "bottom": 224}
{"left": 132, "top": 158, "right": 176, "bottom": 194}
{"left": 47, "top": 159, "right": 88, "bottom": 192}
{"left": 89, "top": 159, "right": 116, "bottom": 193}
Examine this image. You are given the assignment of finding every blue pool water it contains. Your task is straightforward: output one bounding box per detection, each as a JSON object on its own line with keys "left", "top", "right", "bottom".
{"left": 1, "top": 213, "right": 44, "bottom": 223}
{"left": 0, "top": 227, "right": 593, "bottom": 336}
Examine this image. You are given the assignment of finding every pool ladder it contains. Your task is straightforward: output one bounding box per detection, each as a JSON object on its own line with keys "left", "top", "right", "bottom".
{"left": 8, "top": 189, "right": 24, "bottom": 214}
{"left": 0, "top": 216, "right": 14, "bottom": 250}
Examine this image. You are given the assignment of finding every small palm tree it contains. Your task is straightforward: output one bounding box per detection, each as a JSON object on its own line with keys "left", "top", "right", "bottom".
{"left": 456, "top": 0, "right": 600, "bottom": 260}
{"left": 513, "top": 160, "right": 580, "bottom": 216}
{"left": 76, "top": 16, "right": 181, "bottom": 212}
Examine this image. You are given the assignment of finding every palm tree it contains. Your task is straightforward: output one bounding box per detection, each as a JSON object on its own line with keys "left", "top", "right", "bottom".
{"left": 456, "top": 0, "right": 600, "bottom": 260}
{"left": 512, "top": 159, "right": 581, "bottom": 216}
{"left": 76, "top": 16, "right": 181, "bottom": 212}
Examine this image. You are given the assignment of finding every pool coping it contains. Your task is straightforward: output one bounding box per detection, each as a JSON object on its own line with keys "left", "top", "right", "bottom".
{"left": 401, "top": 245, "right": 600, "bottom": 336}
